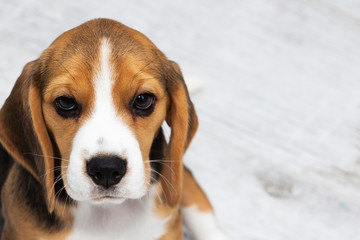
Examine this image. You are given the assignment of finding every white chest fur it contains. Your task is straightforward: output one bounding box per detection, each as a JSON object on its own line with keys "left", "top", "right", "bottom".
{"left": 66, "top": 196, "right": 169, "bottom": 240}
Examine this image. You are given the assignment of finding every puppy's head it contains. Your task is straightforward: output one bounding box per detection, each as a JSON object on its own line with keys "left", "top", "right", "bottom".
{"left": 0, "top": 19, "right": 197, "bottom": 211}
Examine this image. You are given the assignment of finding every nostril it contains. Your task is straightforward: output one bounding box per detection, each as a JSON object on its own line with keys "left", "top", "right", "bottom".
{"left": 94, "top": 172, "right": 102, "bottom": 181}
{"left": 112, "top": 171, "right": 121, "bottom": 179}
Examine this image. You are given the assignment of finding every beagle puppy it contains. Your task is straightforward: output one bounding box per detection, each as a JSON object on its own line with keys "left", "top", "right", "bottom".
{"left": 0, "top": 19, "right": 230, "bottom": 240}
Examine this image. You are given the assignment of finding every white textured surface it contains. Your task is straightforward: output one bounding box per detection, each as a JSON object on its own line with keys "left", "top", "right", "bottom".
{"left": 1, "top": 0, "right": 360, "bottom": 239}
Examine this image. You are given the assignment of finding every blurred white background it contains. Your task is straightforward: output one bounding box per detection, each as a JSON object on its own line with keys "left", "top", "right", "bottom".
{"left": 1, "top": 0, "right": 360, "bottom": 239}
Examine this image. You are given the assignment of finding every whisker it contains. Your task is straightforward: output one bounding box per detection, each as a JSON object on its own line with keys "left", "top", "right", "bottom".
{"left": 62, "top": 192, "right": 70, "bottom": 217}
{"left": 144, "top": 160, "right": 176, "bottom": 177}
{"left": 144, "top": 159, "right": 178, "bottom": 163}
{"left": 150, "top": 169, "right": 176, "bottom": 193}
{"left": 54, "top": 181, "right": 68, "bottom": 211}
{"left": 22, "top": 152, "right": 70, "bottom": 162}
{"left": 40, "top": 166, "right": 68, "bottom": 178}
{"left": 150, "top": 177, "right": 164, "bottom": 204}
{"left": 144, "top": 167, "right": 166, "bottom": 204}
{"left": 48, "top": 173, "right": 67, "bottom": 207}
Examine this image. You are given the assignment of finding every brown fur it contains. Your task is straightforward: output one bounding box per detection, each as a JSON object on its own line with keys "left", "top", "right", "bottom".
{"left": 0, "top": 18, "right": 212, "bottom": 239}
{"left": 181, "top": 167, "right": 213, "bottom": 212}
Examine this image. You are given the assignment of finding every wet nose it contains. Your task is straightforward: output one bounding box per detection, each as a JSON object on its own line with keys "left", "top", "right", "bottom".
{"left": 86, "top": 155, "right": 127, "bottom": 189}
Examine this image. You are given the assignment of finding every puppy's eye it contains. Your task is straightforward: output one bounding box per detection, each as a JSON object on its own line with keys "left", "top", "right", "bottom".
{"left": 134, "top": 94, "right": 155, "bottom": 110}
{"left": 132, "top": 93, "right": 156, "bottom": 117}
{"left": 55, "top": 97, "right": 77, "bottom": 111}
{"left": 54, "top": 97, "right": 80, "bottom": 118}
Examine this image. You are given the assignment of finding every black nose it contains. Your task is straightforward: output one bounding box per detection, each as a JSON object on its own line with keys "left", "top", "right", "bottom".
{"left": 86, "top": 156, "right": 127, "bottom": 189}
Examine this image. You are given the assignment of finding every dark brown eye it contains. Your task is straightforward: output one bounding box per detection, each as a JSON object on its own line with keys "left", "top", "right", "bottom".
{"left": 132, "top": 93, "right": 156, "bottom": 117}
{"left": 56, "top": 97, "right": 77, "bottom": 111}
{"left": 54, "top": 97, "right": 80, "bottom": 118}
{"left": 133, "top": 94, "right": 155, "bottom": 110}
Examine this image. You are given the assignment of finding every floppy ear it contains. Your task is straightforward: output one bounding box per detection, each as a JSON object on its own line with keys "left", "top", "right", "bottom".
{"left": 163, "top": 61, "right": 198, "bottom": 208}
{"left": 0, "top": 61, "right": 56, "bottom": 212}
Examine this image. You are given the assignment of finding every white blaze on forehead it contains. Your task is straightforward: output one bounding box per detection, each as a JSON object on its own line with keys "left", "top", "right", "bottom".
{"left": 66, "top": 39, "right": 146, "bottom": 201}
{"left": 95, "top": 39, "right": 114, "bottom": 117}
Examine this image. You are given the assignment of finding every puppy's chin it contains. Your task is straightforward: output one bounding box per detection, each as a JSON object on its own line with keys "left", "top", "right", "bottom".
{"left": 91, "top": 197, "right": 126, "bottom": 205}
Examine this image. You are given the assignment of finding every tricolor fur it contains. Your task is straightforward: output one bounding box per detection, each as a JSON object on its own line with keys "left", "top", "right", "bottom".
{"left": 0, "top": 19, "right": 230, "bottom": 240}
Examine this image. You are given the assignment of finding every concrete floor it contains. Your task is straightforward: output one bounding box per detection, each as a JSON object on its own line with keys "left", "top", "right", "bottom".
{"left": 1, "top": 0, "right": 360, "bottom": 239}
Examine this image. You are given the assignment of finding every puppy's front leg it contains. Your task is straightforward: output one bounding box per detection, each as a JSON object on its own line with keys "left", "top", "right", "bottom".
{"left": 181, "top": 166, "right": 231, "bottom": 240}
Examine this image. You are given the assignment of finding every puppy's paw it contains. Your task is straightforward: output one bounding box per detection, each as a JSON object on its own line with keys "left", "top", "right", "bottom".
{"left": 202, "top": 229, "right": 232, "bottom": 240}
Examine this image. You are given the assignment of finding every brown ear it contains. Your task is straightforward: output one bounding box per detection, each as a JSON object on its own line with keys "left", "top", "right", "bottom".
{"left": 162, "top": 61, "right": 198, "bottom": 208}
{"left": 0, "top": 61, "right": 55, "bottom": 212}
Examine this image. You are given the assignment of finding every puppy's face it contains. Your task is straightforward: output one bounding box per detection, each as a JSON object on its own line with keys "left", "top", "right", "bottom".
{"left": 41, "top": 23, "right": 169, "bottom": 203}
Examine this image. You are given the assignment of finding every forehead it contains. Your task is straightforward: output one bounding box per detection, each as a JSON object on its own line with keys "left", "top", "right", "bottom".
{"left": 39, "top": 19, "right": 167, "bottom": 94}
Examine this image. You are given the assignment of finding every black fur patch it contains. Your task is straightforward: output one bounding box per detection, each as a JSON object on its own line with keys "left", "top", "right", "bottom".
{"left": 0, "top": 143, "right": 14, "bottom": 234}
{"left": 149, "top": 128, "right": 166, "bottom": 182}
{"left": 16, "top": 165, "right": 65, "bottom": 232}
{"left": 0, "top": 141, "right": 69, "bottom": 234}
{"left": 48, "top": 130, "right": 74, "bottom": 205}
